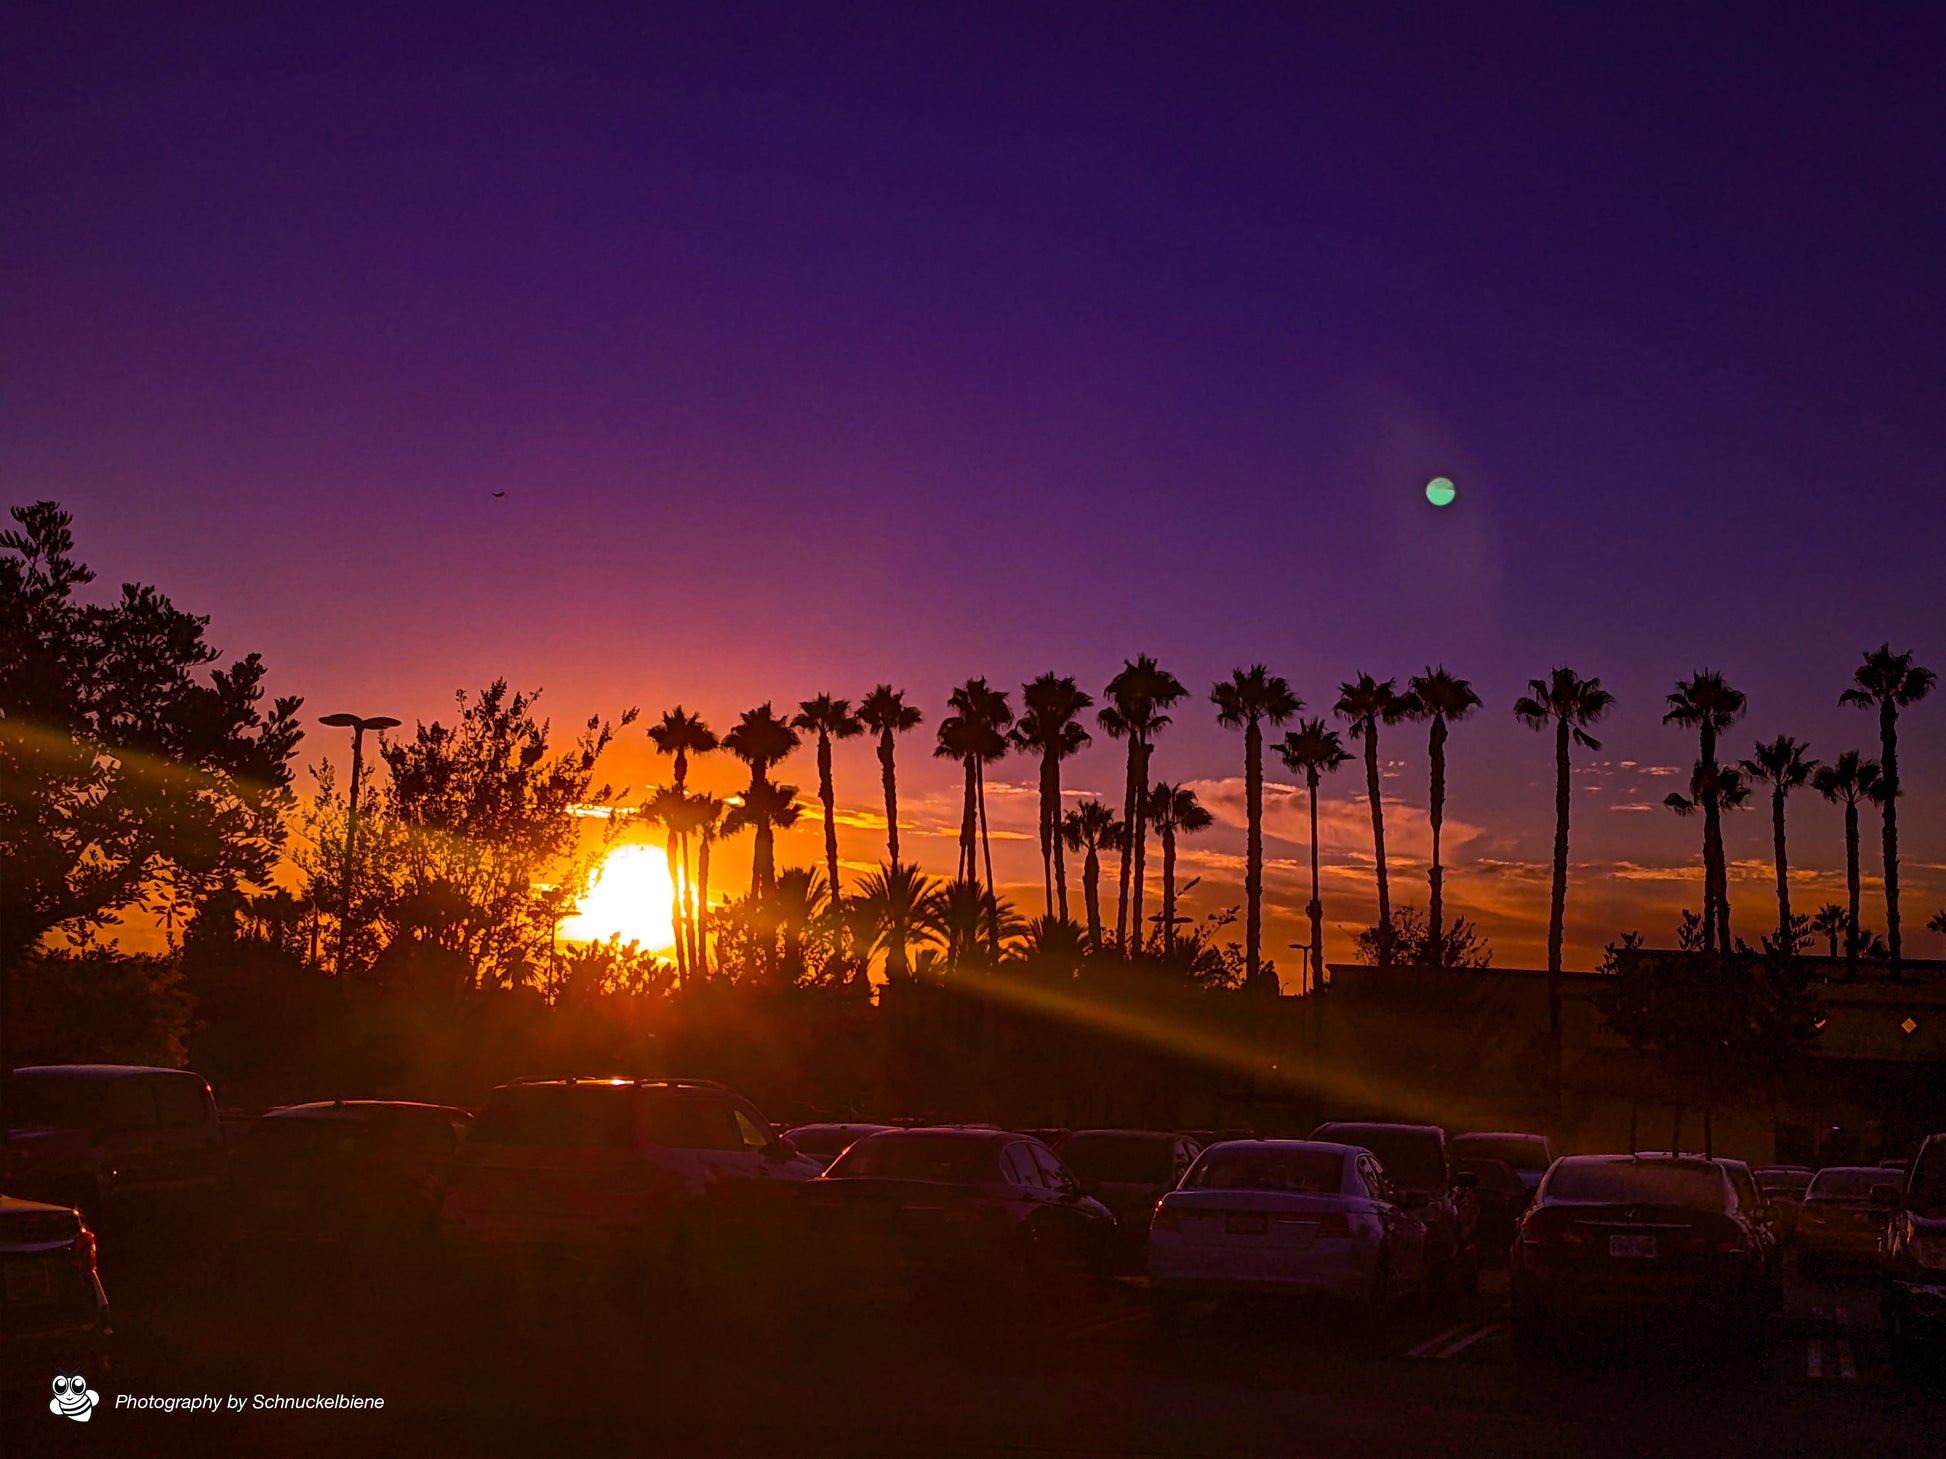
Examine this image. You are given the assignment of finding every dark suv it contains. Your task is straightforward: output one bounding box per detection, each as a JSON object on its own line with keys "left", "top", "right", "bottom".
{"left": 1311, "top": 1121, "right": 1478, "bottom": 1293}
{"left": 1880, "top": 1132, "right": 1946, "bottom": 1378}
{"left": 5, "top": 1065, "right": 225, "bottom": 1216}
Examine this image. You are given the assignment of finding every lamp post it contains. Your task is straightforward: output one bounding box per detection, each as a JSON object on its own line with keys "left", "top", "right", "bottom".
{"left": 319, "top": 712, "right": 400, "bottom": 974}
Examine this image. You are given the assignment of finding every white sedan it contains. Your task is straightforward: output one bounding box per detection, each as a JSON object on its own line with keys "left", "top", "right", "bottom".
{"left": 1147, "top": 1140, "right": 1429, "bottom": 1324}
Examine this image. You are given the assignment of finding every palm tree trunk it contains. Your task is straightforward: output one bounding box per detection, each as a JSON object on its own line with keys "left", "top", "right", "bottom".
{"left": 1844, "top": 800, "right": 1861, "bottom": 979}
{"left": 1547, "top": 719, "right": 1570, "bottom": 1026}
{"left": 1770, "top": 786, "right": 1790, "bottom": 952}
{"left": 1115, "top": 744, "right": 1138, "bottom": 951}
{"left": 878, "top": 732, "right": 901, "bottom": 866}
{"left": 1881, "top": 703, "right": 1903, "bottom": 977}
{"left": 697, "top": 836, "right": 713, "bottom": 979}
{"left": 665, "top": 835, "right": 688, "bottom": 987}
{"left": 1362, "top": 723, "right": 1391, "bottom": 961}
{"left": 958, "top": 761, "right": 977, "bottom": 885}
{"left": 683, "top": 831, "right": 702, "bottom": 976}
{"left": 977, "top": 761, "right": 1000, "bottom": 957}
{"left": 818, "top": 733, "right": 843, "bottom": 942}
{"left": 1307, "top": 768, "right": 1324, "bottom": 997}
{"left": 1052, "top": 760, "right": 1071, "bottom": 924}
{"left": 1699, "top": 723, "right": 1723, "bottom": 953}
{"left": 1038, "top": 749, "right": 1056, "bottom": 919}
{"left": 1244, "top": 718, "right": 1263, "bottom": 987}
{"left": 1129, "top": 741, "right": 1151, "bottom": 955}
{"left": 1161, "top": 822, "right": 1178, "bottom": 957}
{"left": 754, "top": 821, "right": 774, "bottom": 900}
{"left": 1428, "top": 716, "right": 1447, "bottom": 967}
{"left": 1083, "top": 844, "right": 1102, "bottom": 952}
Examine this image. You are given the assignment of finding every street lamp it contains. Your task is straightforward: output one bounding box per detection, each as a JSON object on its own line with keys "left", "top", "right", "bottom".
{"left": 319, "top": 712, "right": 400, "bottom": 974}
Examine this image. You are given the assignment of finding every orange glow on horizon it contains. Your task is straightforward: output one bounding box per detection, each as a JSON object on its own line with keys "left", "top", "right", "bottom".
{"left": 559, "top": 843, "right": 681, "bottom": 954}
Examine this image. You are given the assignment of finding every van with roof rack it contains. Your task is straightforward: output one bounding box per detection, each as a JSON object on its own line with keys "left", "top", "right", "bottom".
{"left": 440, "top": 1077, "right": 823, "bottom": 1288}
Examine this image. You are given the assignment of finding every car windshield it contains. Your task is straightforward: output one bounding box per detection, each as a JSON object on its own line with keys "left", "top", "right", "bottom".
{"left": 1318, "top": 1128, "right": 1445, "bottom": 1188}
{"left": 1909, "top": 1147, "right": 1946, "bottom": 1220}
{"left": 1453, "top": 1136, "right": 1549, "bottom": 1171}
{"left": 825, "top": 1135, "right": 997, "bottom": 1183}
{"left": 1058, "top": 1135, "right": 1175, "bottom": 1185}
{"left": 5, "top": 1077, "right": 112, "bottom": 1129}
{"left": 1720, "top": 1164, "right": 1762, "bottom": 1208}
{"left": 468, "top": 1087, "right": 636, "bottom": 1148}
{"left": 1757, "top": 1169, "right": 1812, "bottom": 1194}
{"left": 1184, "top": 1147, "right": 1344, "bottom": 1194}
{"left": 789, "top": 1127, "right": 869, "bottom": 1157}
{"left": 1544, "top": 1160, "right": 1729, "bottom": 1210}
{"left": 1806, "top": 1168, "right": 1901, "bottom": 1200}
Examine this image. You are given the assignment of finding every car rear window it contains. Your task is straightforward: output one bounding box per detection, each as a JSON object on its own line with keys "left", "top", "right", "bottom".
{"left": 235, "top": 1118, "right": 377, "bottom": 1159}
{"left": 1184, "top": 1147, "right": 1344, "bottom": 1194}
{"left": 469, "top": 1087, "right": 636, "bottom": 1148}
{"left": 1058, "top": 1135, "right": 1175, "bottom": 1185}
{"left": 1544, "top": 1160, "right": 1729, "bottom": 1209}
{"left": 825, "top": 1135, "right": 997, "bottom": 1183}
{"left": 1453, "top": 1136, "right": 1549, "bottom": 1171}
{"left": 1807, "top": 1167, "right": 1902, "bottom": 1200}
{"left": 1757, "top": 1169, "right": 1812, "bottom": 1194}
{"left": 1315, "top": 1127, "right": 1445, "bottom": 1188}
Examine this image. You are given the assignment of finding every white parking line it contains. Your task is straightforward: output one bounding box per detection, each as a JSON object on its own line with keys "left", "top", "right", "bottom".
{"left": 1431, "top": 1323, "right": 1505, "bottom": 1359}
{"left": 1406, "top": 1323, "right": 1477, "bottom": 1359}
{"left": 1806, "top": 1339, "right": 1823, "bottom": 1379}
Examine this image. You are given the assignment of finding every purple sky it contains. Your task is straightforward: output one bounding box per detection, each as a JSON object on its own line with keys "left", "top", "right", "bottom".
{"left": 5, "top": 4, "right": 1942, "bottom": 968}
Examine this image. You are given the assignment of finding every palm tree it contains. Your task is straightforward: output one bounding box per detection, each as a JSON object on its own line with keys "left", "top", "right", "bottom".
{"left": 689, "top": 792, "right": 726, "bottom": 978}
{"left": 1840, "top": 644, "right": 1936, "bottom": 978}
{"left": 1148, "top": 782, "right": 1214, "bottom": 958}
{"left": 1333, "top": 674, "right": 1415, "bottom": 962}
{"left": 1811, "top": 750, "right": 1885, "bottom": 978}
{"left": 1012, "top": 674, "right": 1093, "bottom": 921}
{"left": 647, "top": 706, "right": 717, "bottom": 979}
{"left": 857, "top": 685, "right": 923, "bottom": 866}
{"left": 792, "top": 695, "right": 864, "bottom": 936}
{"left": 1061, "top": 799, "right": 1125, "bottom": 953}
{"left": 721, "top": 704, "right": 800, "bottom": 899}
{"left": 852, "top": 861, "right": 947, "bottom": 982}
{"left": 642, "top": 785, "right": 696, "bottom": 985}
{"left": 1277, "top": 718, "right": 1351, "bottom": 996}
{"left": 1738, "top": 735, "right": 1819, "bottom": 954}
{"left": 1512, "top": 668, "right": 1614, "bottom": 1035}
{"left": 935, "top": 680, "right": 1012, "bottom": 956}
{"left": 1930, "top": 908, "right": 1946, "bottom": 948}
{"left": 1663, "top": 671, "right": 1747, "bottom": 953}
{"left": 1212, "top": 665, "right": 1301, "bottom": 990}
{"left": 1099, "top": 656, "right": 1188, "bottom": 954}
{"left": 1809, "top": 903, "right": 1848, "bottom": 959}
{"left": 1406, "top": 667, "right": 1482, "bottom": 967}
{"left": 1665, "top": 760, "right": 1752, "bottom": 949}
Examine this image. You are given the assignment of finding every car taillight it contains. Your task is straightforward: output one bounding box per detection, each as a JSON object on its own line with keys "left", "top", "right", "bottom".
{"left": 68, "top": 1223, "right": 98, "bottom": 1274}
{"left": 1519, "top": 1210, "right": 1583, "bottom": 1248}
{"left": 1151, "top": 1202, "right": 1181, "bottom": 1233}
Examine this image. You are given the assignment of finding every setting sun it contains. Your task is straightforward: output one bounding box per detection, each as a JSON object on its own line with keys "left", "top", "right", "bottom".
{"left": 558, "top": 843, "right": 680, "bottom": 953}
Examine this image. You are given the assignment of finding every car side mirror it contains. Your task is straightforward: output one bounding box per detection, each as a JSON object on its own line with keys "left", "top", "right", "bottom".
{"left": 1869, "top": 1185, "right": 1900, "bottom": 1211}
{"left": 1454, "top": 1170, "right": 1478, "bottom": 1189}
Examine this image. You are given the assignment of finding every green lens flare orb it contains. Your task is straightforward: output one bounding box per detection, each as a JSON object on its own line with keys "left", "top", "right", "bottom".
{"left": 1425, "top": 476, "right": 1457, "bottom": 507}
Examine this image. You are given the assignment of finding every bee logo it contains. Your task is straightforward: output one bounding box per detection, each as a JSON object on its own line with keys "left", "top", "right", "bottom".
{"left": 51, "top": 1372, "right": 100, "bottom": 1422}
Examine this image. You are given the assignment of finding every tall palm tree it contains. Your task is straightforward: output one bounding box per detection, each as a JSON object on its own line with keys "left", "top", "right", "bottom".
{"left": 1809, "top": 903, "right": 1848, "bottom": 959}
{"left": 934, "top": 680, "right": 1012, "bottom": 956}
{"left": 1663, "top": 671, "right": 1747, "bottom": 953}
{"left": 852, "top": 861, "right": 947, "bottom": 982}
{"left": 1811, "top": 750, "right": 1884, "bottom": 978}
{"left": 857, "top": 685, "right": 923, "bottom": 866}
{"left": 1840, "top": 644, "right": 1936, "bottom": 978}
{"left": 1406, "top": 667, "right": 1482, "bottom": 966}
{"left": 1666, "top": 760, "right": 1752, "bottom": 945}
{"left": 1277, "top": 718, "right": 1351, "bottom": 996}
{"left": 1212, "top": 665, "right": 1301, "bottom": 990}
{"left": 1013, "top": 674, "right": 1093, "bottom": 921}
{"left": 642, "top": 785, "right": 696, "bottom": 985}
{"left": 1333, "top": 674, "right": 1415, "bottom": 963}
{"left": 792, "top": 695, "right": 864, "bottom": 935}
{"left": 647, "top": 706, "right": 717, "bottom": 979}
{"left": 1512, "top": 668, "right": 1614, "bottom": 1035}
{"left": 1148, "top": 782, "right": 1214, "bottom": 958}
{"left": 1061, "top": 799, "right": 1125, "bottom": 953}
{"left": 1099, "top": 656, "right": 1188, "bottom": 954}
{"left": 1738, "top": 735, "right": 1819, "bottom": 954}
{"left": 689, "top": 792, "right": 726, "bottom": 978}
{"left": 721, "top": 704, "right": 800, "bottom": 899}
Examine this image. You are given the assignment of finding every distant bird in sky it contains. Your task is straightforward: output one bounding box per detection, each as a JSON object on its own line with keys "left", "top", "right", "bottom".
{"left": 491, "top": 491, "right": 506, "bottom": 498}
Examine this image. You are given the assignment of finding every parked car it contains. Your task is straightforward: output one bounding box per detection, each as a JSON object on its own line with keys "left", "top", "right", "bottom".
{"left": 1713, "top": 1157, "right": 1784, "bottom": 1308}
{"left": 1879, "top": 1132, "right": 1946, "bottom": 1378}
{"left": 1452, "top": 1132, "right": 1552, "bottom": 1197}
{"left": 782, "top": 1123, "right": 895, "bottom": 1173}
{"left": 1311, "top": 1121, "right": 1478, "bottom": 1294}
{"left": 224, "top": 1101, "right": 473, "bottom": 1253}
{"left": 0, "top": 1193, "right": 110, "bottom": 1384}
{"left": 1055, "top": 1130, "right": 1201, "bottom": 1269}
{"left": 440, "top": 1077, "right": 822, "bottom": 1286}
{"left": 1509, "top": 1154, "right": 1768, "bottom": 1355}
{"left": 1454, "top": 1155, "right": 1526, "bottom": 1262}
{"left": 5, "top": 1065, "right": 225, "bottom": 1217}
{"left": 1148, "top": 1140, "right": 1429, "bottom": 1331}
{"left": 802, "top": 1127, "right": 1114, "bottom": 1295}
{"left": 1754, "top": 1166, "right": 1813, "bottom": 1240}
{"left": 1796, "top": 1165, "right": 1904, "bottom": 1281}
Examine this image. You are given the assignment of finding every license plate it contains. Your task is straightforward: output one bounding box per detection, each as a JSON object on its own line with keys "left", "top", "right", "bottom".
{"left": 4, "top": 1260, "right": 53, "bottom": 1302}
{"left": 1226, "top": 1212, "right": 1268, "bottom": 1236}
{"left": 1610, "top": 1233, "right": 1657, "bottom": 1259}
